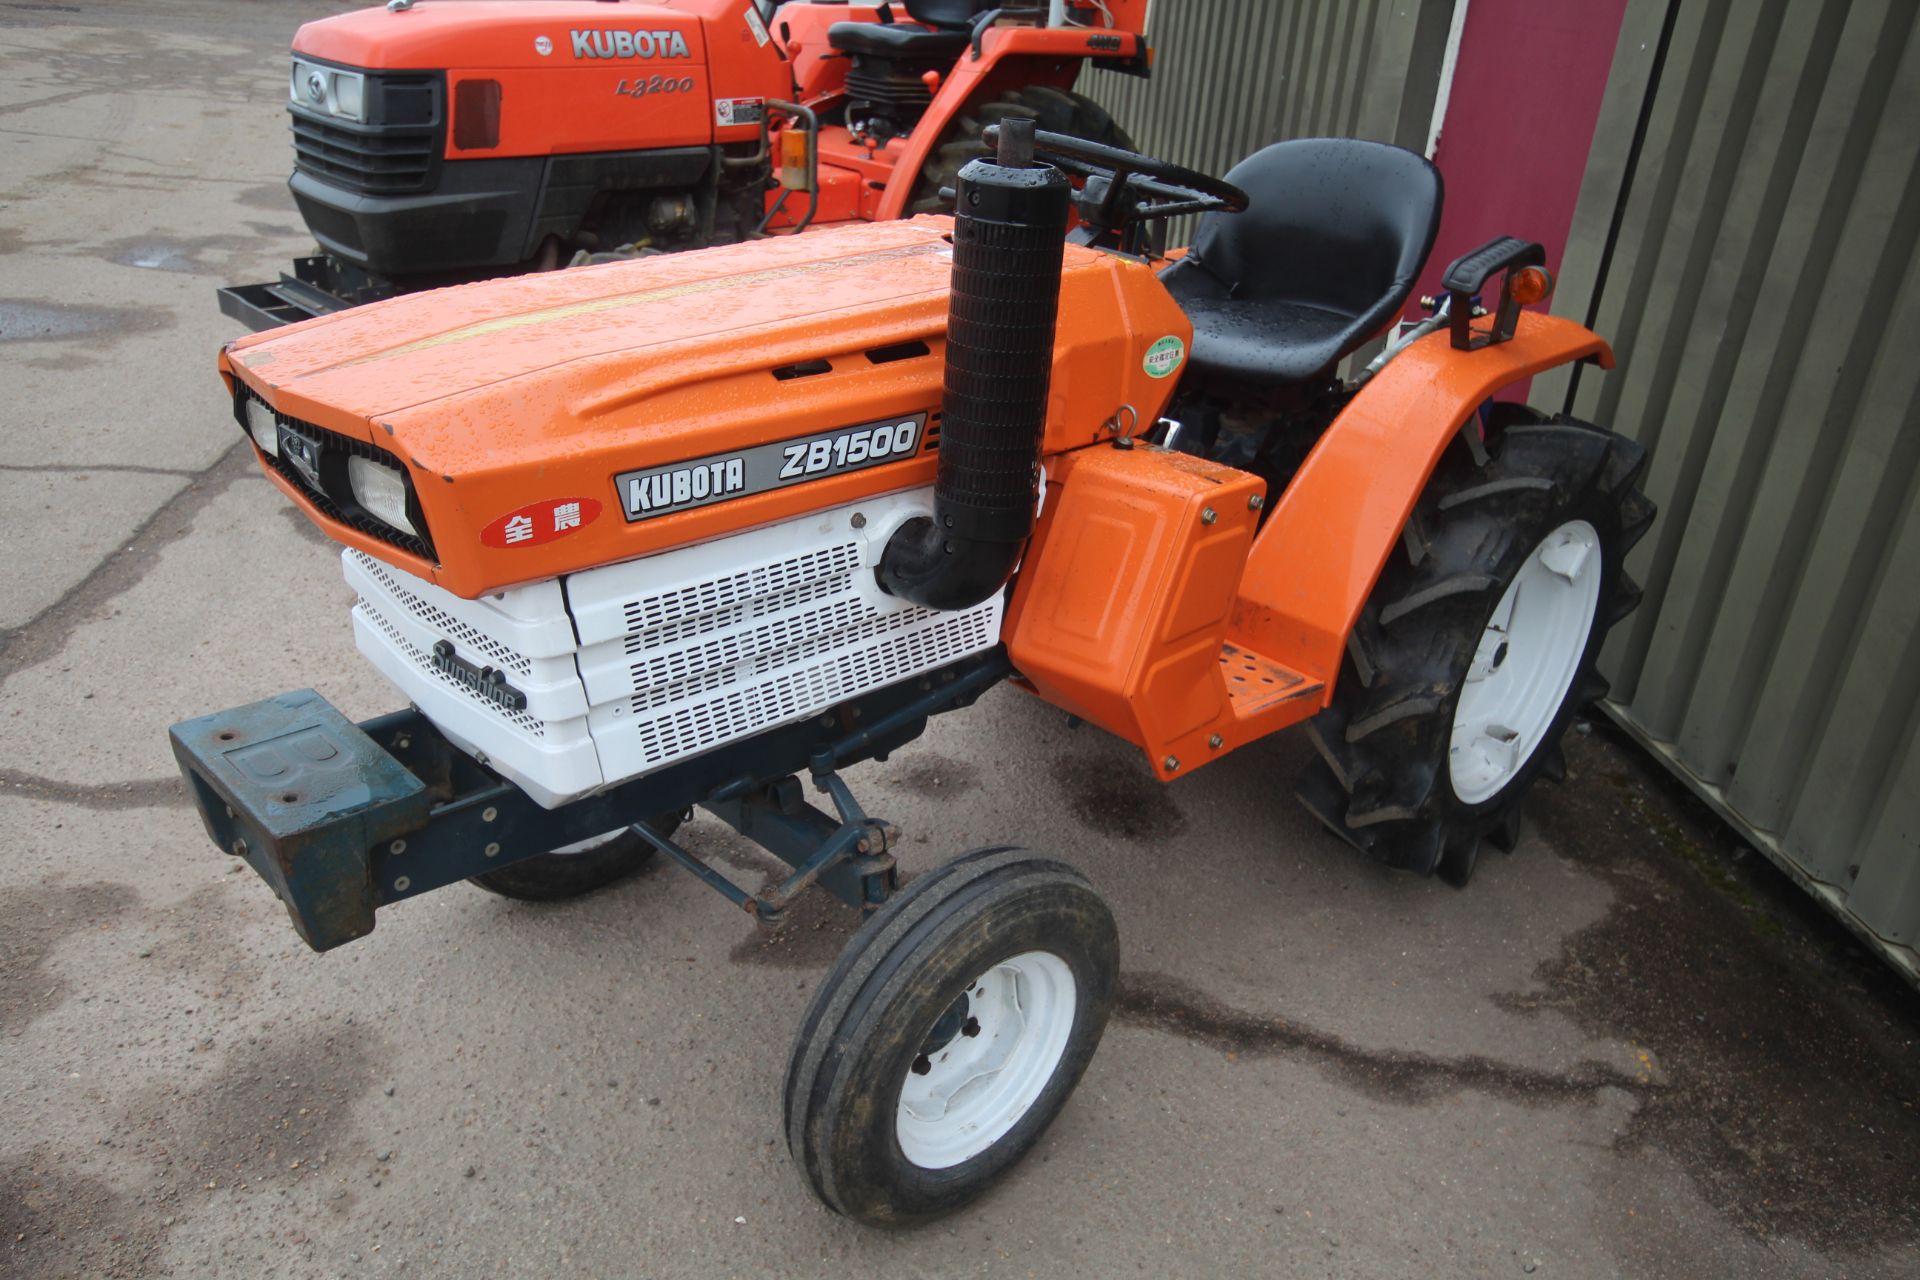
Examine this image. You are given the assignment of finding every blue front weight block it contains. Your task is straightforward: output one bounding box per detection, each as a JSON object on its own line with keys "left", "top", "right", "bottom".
{"left": 169, "top": 689, "right": 430, "bottom": 952}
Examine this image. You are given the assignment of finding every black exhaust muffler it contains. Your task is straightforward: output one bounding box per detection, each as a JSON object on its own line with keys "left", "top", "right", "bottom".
{"left": 876, "top": 118, "right": 1070, "bottom": 611}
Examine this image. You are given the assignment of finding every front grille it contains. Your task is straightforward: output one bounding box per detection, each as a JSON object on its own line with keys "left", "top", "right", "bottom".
{"left": 352, "top": 552, "right": 529, "bottom": 676}
{"left": 571, "top": 490, "right": 1006, "bottom": 785}
{"left": 357, "top": 593, "right": 549, "bottom": 738}
{"left": 235, "top": 386, "right": 435, "bottom": 562}
{"left": 292, "top": 112, "right": 438, "bottom": 195}
{"left": 288, "top": 68, "right": 443, "bottom": 197}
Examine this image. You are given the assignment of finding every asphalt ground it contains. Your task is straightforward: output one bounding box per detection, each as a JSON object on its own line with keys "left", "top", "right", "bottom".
{"left": 2, "top": 4, "right": 1918, "bottom": 1278}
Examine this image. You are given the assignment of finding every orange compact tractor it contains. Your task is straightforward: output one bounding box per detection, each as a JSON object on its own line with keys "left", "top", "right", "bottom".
{"left": 174, "top": 122, "right": 1653, "bottom": 1221}
{"left": 221, "top": 0, "right": 1147, "bottom": 328}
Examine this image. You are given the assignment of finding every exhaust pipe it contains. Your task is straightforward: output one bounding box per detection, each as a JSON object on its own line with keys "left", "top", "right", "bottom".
{"left": 877, "top": 118, "right": 1070, "bottom": 611}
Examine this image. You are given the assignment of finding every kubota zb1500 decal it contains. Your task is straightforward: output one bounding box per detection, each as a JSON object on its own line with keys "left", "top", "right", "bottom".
{"left": 614, "top": 414, "right": 927, "bottom": 523}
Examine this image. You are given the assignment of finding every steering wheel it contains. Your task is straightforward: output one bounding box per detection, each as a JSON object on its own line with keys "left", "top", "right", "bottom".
{"left": 982, "top": 124, "right": 1250, "bottom": 253}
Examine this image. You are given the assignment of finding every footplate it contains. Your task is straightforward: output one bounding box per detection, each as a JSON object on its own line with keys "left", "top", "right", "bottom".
{"left": 170, "top": 689, "right": 430, "bottom": 951}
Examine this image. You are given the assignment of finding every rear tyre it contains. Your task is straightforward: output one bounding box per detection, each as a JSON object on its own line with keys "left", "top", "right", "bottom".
{"left": 907, "top": 85, "right": 1134, "bottom": 215}
{"left": 468, "top": 812, "right": 683, "bottom": 902}
{"left": 1296, "top": 410, "right": 1655, "bottom": 884}
{"left": 784, "top": 847, "right": 1118, "bottom": 1224}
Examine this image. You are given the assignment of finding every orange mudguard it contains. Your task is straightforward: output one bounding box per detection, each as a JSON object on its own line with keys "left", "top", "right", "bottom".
{"left": 1230, "top": 311, "right": 1615, "bottom": 699}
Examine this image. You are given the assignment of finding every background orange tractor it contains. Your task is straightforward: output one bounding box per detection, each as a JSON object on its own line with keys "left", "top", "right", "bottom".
{"left": 222, "top": 0, "right": 1148, "bottom": 328}
{"left": 176, "top": 120, "right": 1652, "bottom": 1221}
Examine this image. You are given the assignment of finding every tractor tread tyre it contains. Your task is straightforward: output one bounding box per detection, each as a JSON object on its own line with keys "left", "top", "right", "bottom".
{"left": 1297, "top": 409, "right": 1653, "bottom": 885}
{"left": 784, "top": 848, "right": 1118, "bottom": 1225}
{"left": 468, "top": 813, "right": 681, "bottom": 902}
{"left": 908, "top": 86, "right": 1134, "bottom": 215}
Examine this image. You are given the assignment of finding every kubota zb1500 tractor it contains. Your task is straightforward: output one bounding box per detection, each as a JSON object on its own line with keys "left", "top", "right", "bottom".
{"left": 220, "top": 0, "right": 1147, "bottom": 329}
{"left": 175, "top": 121, "right": 1654, "bottom": 1222}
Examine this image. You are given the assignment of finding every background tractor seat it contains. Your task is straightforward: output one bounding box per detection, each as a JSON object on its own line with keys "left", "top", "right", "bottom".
{"left": 827, "top": 0, "right": 997, "bottom": 58}
{"left": 1160, "top": 139, "right": 1444, "bottom": 387}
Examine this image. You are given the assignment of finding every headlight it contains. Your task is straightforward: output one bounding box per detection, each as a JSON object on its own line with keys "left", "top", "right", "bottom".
{"left": 241, "top": 396, "right": 279, "bottom": 458}
{"left": 348, "top": 456, "right": 418, "bottom": 536}
{"left": 291, "top": 59, "right": 367, "bottom": 123}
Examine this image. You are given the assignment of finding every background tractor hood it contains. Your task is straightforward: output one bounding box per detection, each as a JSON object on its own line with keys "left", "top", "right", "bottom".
{"left": 293, "top": 0, "right": 708, "bottom": 71}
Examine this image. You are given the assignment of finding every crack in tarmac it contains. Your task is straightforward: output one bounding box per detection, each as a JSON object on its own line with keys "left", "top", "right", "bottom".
{"left": 0, "top": 441, "right": 251, "bottom": 686}
{"left": 1117, "top": 969, "right": 1654, "bottom": 1106}
{"left": 0, "top": 768, "right": 186, "bottom": 809}
{"left": 0, "top": 462, "right": 200, "bottom": 476}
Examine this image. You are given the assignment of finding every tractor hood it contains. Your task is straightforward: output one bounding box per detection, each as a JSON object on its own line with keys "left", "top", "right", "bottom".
{"left": 222, "top": 219, "right": 1194, "bottom": 598}
{"left": 294, "top": 0, "right": 713, "bottom": 71}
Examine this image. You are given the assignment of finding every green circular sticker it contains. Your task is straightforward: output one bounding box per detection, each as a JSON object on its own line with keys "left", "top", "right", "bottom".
{"left": 1143, "top": 335, "right": 1185, "bottom": 379}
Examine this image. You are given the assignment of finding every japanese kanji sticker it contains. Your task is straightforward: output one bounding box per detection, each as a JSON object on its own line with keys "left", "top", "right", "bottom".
{"left": 481, "top": 497, "right": 603, "bottom": 549}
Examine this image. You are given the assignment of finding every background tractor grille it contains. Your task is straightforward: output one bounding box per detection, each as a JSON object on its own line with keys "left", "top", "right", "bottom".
{"left": 289, "top": 71, "right": 442, "bottom": 196}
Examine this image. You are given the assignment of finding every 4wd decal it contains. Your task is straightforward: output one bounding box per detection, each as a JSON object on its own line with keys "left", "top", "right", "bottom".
{"left": 570, "top": 29, "right": 693, "bottom": 60}
{"left": 616, "top": 414, "right": 927, "bottom": 522}
{"left": 482, "top": 496, "right": 602, "bottom": 548}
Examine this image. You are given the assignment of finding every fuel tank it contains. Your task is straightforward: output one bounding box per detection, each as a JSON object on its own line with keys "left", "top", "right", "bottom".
{"left": 221, "top": 218, "right": 1193, "bottom": 598}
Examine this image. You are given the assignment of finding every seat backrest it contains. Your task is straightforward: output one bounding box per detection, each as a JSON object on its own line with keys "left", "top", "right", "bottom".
{"left": 1189, "top": 139, "right": 1443, "bottom": 328}
{"left": 902, "top": 0, "right": 999, "bottom": 31}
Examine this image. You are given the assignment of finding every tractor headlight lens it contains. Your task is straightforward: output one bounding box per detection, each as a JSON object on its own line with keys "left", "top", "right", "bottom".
{"left": 331, "top": 72, "right": 365, "bottom": 121}
{"left": 242, "top": 396, "right": 279, "bottom": 458}
{"left": 348, "top": 455, "right": 418, "bottom": 536}
{"left": 290, "top": 59, "right": 367, "bottom": 123}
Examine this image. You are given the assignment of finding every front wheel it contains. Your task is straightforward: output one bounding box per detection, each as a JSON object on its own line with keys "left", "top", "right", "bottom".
{"left": 468, "top": 812, "right": 682, "bottom": 902}
{"left": 1297, "top": 411, "right": 1655, "bottom": 885}
{"left": 784, "top": 847, "right": 1118, "bottom": 1224}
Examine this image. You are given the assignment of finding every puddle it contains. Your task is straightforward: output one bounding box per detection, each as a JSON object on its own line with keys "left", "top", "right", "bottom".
{"left": 0, "top": 300, "right": 147, "bottom": 342}
{"left": 109, "top": 242, "right": 198, "bottom": 273}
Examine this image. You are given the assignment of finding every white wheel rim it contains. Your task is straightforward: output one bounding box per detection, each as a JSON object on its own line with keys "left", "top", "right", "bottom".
{"left": 1448, "top": 519, "right": 1603, "bottom": 806}
{"left": 895, "top": 950, "right": 1077, "bottom": 1170}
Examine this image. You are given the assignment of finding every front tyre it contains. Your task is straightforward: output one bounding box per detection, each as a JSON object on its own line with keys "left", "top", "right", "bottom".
{"left": 468, "top": 812, "right": 682, "bottom": 902}
{"left": 1297, "top": 412, "right": 1655, "bottom": 885}
{"left": 784, "top": 847, "right": 1118, "bottom": 1224}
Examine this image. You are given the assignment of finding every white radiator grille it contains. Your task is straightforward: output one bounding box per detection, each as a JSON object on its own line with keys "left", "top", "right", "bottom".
{"left": 572, "top": 489, "right": 1004, "bottom": 788}
{"left": 627, "top": 604, "right": 997, "bottom": 765}
{"left": 357, "top": 597, "right": 549, "bottom": 737}
{"left": 352, "top": 552, "right": 535, "bottom": 677}
{"left": 344, "top": 489, "right": 1003, "bottom": 807}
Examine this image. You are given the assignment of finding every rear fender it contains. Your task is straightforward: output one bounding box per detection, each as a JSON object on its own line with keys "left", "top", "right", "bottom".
{"left": 1229, "top": 311, "right": 1614, "bottom": 697}
{"left": 873, "top": 24, "right": 1150, "bottom": 222}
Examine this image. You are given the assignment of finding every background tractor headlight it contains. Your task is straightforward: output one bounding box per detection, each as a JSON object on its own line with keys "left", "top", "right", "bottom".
{"left": 290, "top": 59, "right": 367, "bottom": 123}
{"left": 241, "top": 396, "right": 279, "bottom": 458}
{"left": 348, "top": 456, "right": 418, "bottom": 536}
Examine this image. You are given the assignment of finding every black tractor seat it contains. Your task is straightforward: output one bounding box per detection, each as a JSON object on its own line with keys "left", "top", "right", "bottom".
{"left": 827, "top": 0, "right": 994, "bottom": 59}
{"left": 1160, "top": 138, "right": 1443, "bottom": 388}
{"left": 825, "top": 22, "right": 970, "bottom": 58}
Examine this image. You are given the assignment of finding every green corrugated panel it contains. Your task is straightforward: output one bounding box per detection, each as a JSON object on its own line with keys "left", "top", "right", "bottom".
{"left": 1554, "top": 0, "right": 1920, "bottom": 980}
{"left": 1077, "top": 0, "right": 1452, "bottom": 241}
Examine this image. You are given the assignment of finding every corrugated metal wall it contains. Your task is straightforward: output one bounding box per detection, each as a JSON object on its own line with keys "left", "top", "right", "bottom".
{"left": 1539, "top": 0, "right": 1920, "bottom": 982}
{"left": 1080, "top": 0, "right": 1455, "bottom": 240}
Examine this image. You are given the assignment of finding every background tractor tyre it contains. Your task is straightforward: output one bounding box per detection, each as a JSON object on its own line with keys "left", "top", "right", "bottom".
{"left": 907, "top": 85, "right": 1135, "bottom": 215}
{"left": 468, "top": 812, "right": 683, "bottom": 902}
{"left": 1296, "top": 409, "right": 1655, "bottom": 886}
{"left": 784, "top": 846, "right": 1118, "bottom": 1225}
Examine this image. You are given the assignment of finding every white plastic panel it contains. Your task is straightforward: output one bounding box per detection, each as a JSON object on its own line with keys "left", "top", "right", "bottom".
{"left": 568, "top": 489, "right": 1004, "bottom": 784}
{"left": 339, "top": 489, "right": 1003, "bottom": 809}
